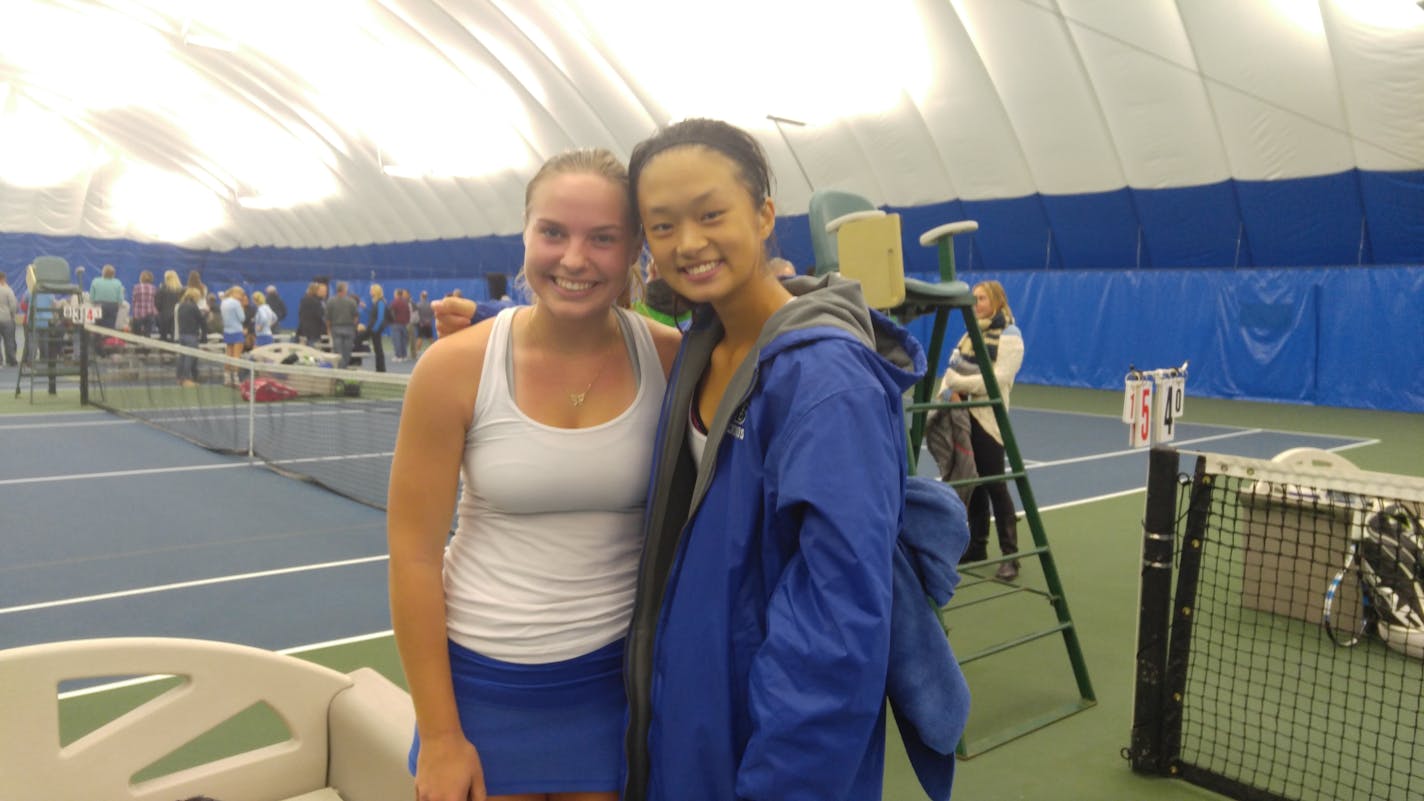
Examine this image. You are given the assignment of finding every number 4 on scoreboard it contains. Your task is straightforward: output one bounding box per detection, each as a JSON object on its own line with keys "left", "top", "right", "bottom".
{"left": 1153, "top": 378, "right": 1185, "bottom": 444}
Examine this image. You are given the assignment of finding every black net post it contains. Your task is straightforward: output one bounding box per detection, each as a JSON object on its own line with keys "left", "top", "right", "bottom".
{"left": 78, "top": 321, "right": 89, "bottom": 405}
{"left": 1161, "top": 454, "right": 1214, "bottom": 778}
{"left": 1130, "top": 446, "right": 1180, "bottom": 774}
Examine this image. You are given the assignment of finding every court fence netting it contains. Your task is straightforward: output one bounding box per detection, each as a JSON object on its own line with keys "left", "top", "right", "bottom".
{"left": 81, "top": 323, "right": 408, "bottom": 511}
{"left": 1129, "top": 446, "right": 1424, "bottom": 801}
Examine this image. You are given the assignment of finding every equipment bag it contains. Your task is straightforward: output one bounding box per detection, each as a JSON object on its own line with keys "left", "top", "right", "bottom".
{"left": 239, "top": 376, "right": 300, "bottom": 403}
{"left": 1326, "top": 503, "right": 1424, "bottom": 657}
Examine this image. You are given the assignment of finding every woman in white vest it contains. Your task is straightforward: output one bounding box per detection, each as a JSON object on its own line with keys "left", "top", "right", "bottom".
{"left": 387, "top": 148, "right": 680, "bottom": 801}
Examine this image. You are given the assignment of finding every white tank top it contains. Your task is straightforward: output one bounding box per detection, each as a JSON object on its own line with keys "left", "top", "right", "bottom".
{"left": 444, "top": 306, "right": 665, "bottom": 663}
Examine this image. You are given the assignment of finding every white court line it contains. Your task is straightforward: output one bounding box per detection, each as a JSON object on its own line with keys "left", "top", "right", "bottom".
{"left": 1323, "top": 438, "right": 1381, "bottom": 453}
{"left": 56, "top": 630, "right": 396, "bottom": 700}
{"left": 269, "top": 451, "right": 394, "bottom": 466}
{"left": 0, "top": 419, "right": 136, "bottom": 431}
{"left": 1034, "top": 486, "right": 1147, "bottom": 514}
{"left": 1024, "top": 435, "right": 1373, "bottom": 517}
{"left": 0, "top": 461, "right": 251, "bottom": 486}
{"left": 1015, "top": 403, "right": 1372, "bottom": 443}
{"left": 0, "top": 555, "right": 389, "bottom": 616}
{"left": 1021, "top": 428, "right": 1262, "bottom": 470}
{"left": 2, "top": 404, "right": 389, "bottom": 432}
{"left": 0, "top": 451, "right": 395, "bottom": 486}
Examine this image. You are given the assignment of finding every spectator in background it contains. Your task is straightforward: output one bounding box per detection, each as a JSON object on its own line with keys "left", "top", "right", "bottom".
{"left": 89, "top": 264, "right": 124, "bottom": 331}
{"left": 360, "top": 283, "right": 389, "bottom": 372}
{"left": 449, "top": 287, "right": 463, "bottom": 298}
{"left": 220, "top": 286, "right": 248, "bottom": 385}
{"left": 389, "top": 288, "right": 411, "bottom": 362}
{"left": 185, "top": 270, "right": 207, "bottom": 313}
{"left": 297, "top": 281, "right": 326, "bottom": 346}
{"left": 176, "top": 288, "right": 206, "bottom": 387}
{"left": 156, "top": 270, "right": 184, "bottom": 341}
{"left": 130, "top": 270, "right": 158, "bottom": 337}
{"left": 252, "top": 290, "right": 278, "bottom": 347}
{"left": 264, "top": 285, "right": 288, "bottom": 333}
{"left": 88, "top": 264, "right": 125, "bottom": 355}
{"left": 938, "top": 279, "right": 1024, "bottom": 581}
{"left": 412, "top": 290, "right": 434, "bottom": 359}
{"left": 768, "top": 257, "right": 797, "bottom": 277}
{"left": 204, "top": 293, "right": 222, "bottom": 336}
{"left": 244, "top": 290, "right": 258, "bottom": 343}
{"left": 324, "top": 281, "right": 360, "bottom": 368}
{"left": 0, "top": 271, "right": 18, "bottom": 366}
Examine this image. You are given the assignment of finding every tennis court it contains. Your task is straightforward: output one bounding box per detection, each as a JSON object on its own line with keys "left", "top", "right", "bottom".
{"left": 6, "top": 340, "right": 1420, "bottom": 800}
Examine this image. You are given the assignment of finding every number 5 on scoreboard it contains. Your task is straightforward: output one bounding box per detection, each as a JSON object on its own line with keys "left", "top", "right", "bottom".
{"left": 1131, "top": 382, "right": 1152, "bottom": 448}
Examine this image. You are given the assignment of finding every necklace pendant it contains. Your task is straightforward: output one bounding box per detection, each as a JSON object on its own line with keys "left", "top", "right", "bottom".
{"left": 569, "top": 391, "right": 588, "bottom": 407}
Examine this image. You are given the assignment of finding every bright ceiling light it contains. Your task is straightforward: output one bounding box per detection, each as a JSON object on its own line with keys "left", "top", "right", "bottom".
{"left": 180, "top": 17, "right": 237, "bottom": 52}
{"left": 110, "top": 161, "right": 228, "bottom": 243}
{"left": 0, "top": 96, "right": 96, "bottom": 188}
{"left": 1332, "top": 0, "right": 1424, "bottom": 29}
{"left": 0, "top": 3, "right": 191, "bottom": 113}
{"left": 588, "top": 0, "right": 932, "bottom": 125}
{"left": 1266, "top": 0, "right": 1327, "bottom": 35}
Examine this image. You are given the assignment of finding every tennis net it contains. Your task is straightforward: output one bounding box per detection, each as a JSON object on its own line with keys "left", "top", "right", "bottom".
{"left": 82, "top": 324, "right": 409, "bottom": 511}
{"left": 1130, "top": 447, "right": 1424, "bottom": 801}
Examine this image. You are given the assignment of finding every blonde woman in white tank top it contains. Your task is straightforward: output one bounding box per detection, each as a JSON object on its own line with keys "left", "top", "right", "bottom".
{"left": 388, "top": 149, "right": 681, "bottom": 801}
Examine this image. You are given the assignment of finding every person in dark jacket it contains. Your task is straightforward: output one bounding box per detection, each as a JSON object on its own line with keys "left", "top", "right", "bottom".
{"left": 264, "top": 285, "right": 288, "bottom": 333}
{"left": 296, "top": 281, "right": 326, "bottom": 346}
{"left": 175, "top": 288, "right": 207, "bottom": 386}
{"left": 155, "top": 270, "right": 184, "bottom": 342}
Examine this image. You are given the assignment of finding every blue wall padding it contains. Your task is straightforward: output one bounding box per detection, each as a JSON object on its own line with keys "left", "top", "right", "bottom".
{"left": 1040, "top": 188, "right": 1140, "bottom": 269}
{"left": 1131, "top": 181, "right": 1243, "bottom": 267}
{"left": 1314, "top": 267, "right": 1424, "bottom": 411}
{"left": 1235, "top": 172, "right": 1365, "bottom": 268}
{"left": 1210, "top": 275, "right": 1318, "bottom": 403}
{"left": 911, "top": 266, "right": 1422, "bottom": 413}
{"left": 952, "top": 196, "right": 1051, "bottom": 272}
{"left": 1359, "top": 170, "right": 1424, "bottom": 264}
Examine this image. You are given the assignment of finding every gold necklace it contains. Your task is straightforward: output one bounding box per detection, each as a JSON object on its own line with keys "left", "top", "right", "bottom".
{"left": 523, "top": 307, "right": 619, "bottom": 407}
{"left": 569, "top": 342, "right": 615, "bottom": 407}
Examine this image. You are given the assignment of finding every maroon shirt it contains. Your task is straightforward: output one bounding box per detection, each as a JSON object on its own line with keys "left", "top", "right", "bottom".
{"left": 390, "top": 295, "right": 411, "bottom": 325}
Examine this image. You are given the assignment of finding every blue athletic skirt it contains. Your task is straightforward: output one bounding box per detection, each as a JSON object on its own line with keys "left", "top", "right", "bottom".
{"left": 255, "top": 334, "right": 274, "bottom": 346}
{"left": 408, "top": 638, "right": 627, "bottom": 795}
{"left": 222, "top": 331, "right": 244, "bottom": 345}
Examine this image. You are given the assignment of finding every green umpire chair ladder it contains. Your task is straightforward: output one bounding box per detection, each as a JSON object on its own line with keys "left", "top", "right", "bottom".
{"left": 811, "top": 190, "right": 1096, "bottom": 756}
{"left": 15, "top": 256, "right": 87, "bottom": 401}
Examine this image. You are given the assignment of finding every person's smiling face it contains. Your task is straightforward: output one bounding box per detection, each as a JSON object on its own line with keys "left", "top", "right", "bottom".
{"left": 636, "top": 146, "right": 775, "bottom": 308}
{"left": 521, "top": 171, "right": 635, "bottom": 320}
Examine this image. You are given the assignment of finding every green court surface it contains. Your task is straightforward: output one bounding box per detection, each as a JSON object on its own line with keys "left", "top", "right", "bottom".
{"left": 31, "top": 383, "right": 1424, "bottom": 800}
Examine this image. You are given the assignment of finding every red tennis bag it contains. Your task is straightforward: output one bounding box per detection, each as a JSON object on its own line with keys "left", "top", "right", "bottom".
{"left": 239, "top": 376, "right": 300, "bottom": 402}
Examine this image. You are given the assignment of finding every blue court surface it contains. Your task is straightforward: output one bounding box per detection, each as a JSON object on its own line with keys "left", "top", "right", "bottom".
{"left": 1, "top": 406, "right": 1367, "bottom": 657}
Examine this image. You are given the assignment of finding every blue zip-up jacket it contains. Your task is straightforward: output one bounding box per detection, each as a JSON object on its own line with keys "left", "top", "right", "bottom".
{"left": 624, "top": 274, "right": 926, "bottom": 801}
{"left": 366, "top": 298, "right": 387, "bottom": 334}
